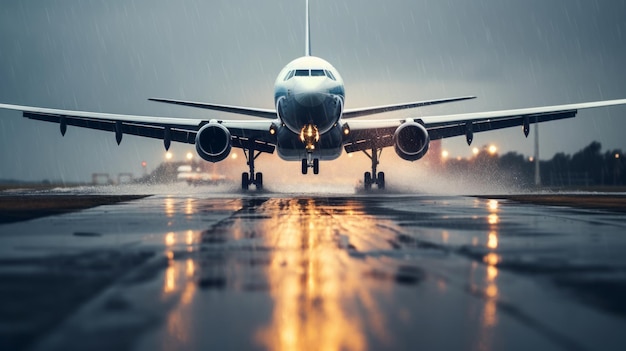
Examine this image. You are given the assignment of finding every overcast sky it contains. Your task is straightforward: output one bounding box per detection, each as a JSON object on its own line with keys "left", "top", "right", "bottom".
{"left": 1, "top": 0, "right": 625, "bottom": 182}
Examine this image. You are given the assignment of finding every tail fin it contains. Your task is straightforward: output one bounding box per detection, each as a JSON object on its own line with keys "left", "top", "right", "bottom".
{"left": 305, "top": 0, "right": 311, "bottom": 56}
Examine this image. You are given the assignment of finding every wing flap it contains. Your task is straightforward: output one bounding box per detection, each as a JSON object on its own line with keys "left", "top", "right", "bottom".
{"left": 342, "top": 98, "right": 626, "bottom": 153}
{"left": 24, "top": 112, "right": 196, "bottom": 143}
{"left": 428, "top": 110, "right": 577, "bottom": 140}
{"left": 2, "top": 103, "right": 277, "bottom": 152}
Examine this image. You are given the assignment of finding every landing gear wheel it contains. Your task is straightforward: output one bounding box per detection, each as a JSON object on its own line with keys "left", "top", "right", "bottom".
{"left": 313, "top": 159, "right": 319, "bottom": 175}
{"left": 377, "top": 172, "right": 385, "bottom": 190}
{"left": 364, "top": 172, "right": 372, "bottom": 190}
{"left": 301, "top": 159, "right": 308, "bottom": 175}
{"left": 255, "top": 172, "right": 263, "bottom": 190}
{"left": 242, "top": 173, "right": 249, "bottom": 190}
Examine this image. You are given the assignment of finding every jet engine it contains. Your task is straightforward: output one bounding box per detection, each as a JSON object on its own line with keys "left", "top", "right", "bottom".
{"left": 195, "top": 122, "right": 232, "bottom": 162}
{"left": 393, "top": 121, "right": 430, "bottom": 161}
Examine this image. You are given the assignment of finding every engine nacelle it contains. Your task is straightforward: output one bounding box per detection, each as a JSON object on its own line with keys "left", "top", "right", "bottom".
{"left": 195, "top": 122, "right": 232, "bottom": 162}
{"left": 393, "top": 121, "right": 430, "bottom": 161}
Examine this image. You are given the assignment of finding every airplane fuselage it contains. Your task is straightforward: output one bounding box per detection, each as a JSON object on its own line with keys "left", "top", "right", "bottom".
{"left": 273, "top": 56, "right": 345, "bottom": 161}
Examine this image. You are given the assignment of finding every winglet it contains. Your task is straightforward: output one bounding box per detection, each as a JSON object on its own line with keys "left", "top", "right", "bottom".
{"left": 305, "top": 0, "right": 311, "bottom": 56}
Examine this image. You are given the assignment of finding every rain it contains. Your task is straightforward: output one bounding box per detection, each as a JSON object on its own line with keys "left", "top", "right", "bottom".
{"left": 2, "top": 2, "right": 626, "bottom": 350}
{"left": 0, "top": 0, "right": 625, "bottom": 183}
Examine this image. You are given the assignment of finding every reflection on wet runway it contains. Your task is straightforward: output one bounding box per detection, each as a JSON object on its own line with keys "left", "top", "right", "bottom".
{"left": 3, "top": 193, "right": 626, "bottom": 351}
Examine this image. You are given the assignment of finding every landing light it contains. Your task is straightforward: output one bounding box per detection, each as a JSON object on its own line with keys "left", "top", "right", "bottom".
{"left": 441, "top": 150, "right": 449, "bottom": 159}
{"left": 616, "top": 153, "right": 621, "bottom": 159}
{"left": 472, "top": 147, "right": 480, "bottom": 156}
{"left": 342, "top": 124, "right": 350, "bottom": 136}
{"left": 165, "top": 152, "right": 173, "bottom": 160}
{"left": 299, "top": 124, "right": 320, "bottom": 151}
{"left": 488, "top": 145, "right": 497, "bottom": 155}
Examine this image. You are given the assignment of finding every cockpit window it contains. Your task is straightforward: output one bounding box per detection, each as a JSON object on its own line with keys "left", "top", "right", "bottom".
{"left": 295, "top": 69, "right": 309, "bottom": 77}
{"left": 284, "top": 70, "right": 295, "bottom": 81}
{"left": 311, "top": 69, "right": 325, "bottom": 77}
{"left": 325, "top": 70, "right": 336, "bottom": 81}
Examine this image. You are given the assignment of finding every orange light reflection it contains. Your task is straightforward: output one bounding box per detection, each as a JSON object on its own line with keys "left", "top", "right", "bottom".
{"left": 165, "top": 232, "right": 176, "bottom": 246}
{"left": 488, "top": 199, "right": 499, "bottom": 212}
{"left": 164, "top": 197, "right": 175, "bottom": 218}
{"left": 488, "top": 213, "right": 499, "bottom": 225}
{"left": 185, "top": 198, "right": 194, "bottom": 216}
{"left": 255, "top": 198, "right": 383, "bottom": 351}
{"left": 487, "top": 231, "right": 498, "bottom": 250}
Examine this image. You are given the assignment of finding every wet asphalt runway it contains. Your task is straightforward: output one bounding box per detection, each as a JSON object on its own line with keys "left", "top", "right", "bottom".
{"left": 1, "top": 186, "right": 626, "bottom": 351}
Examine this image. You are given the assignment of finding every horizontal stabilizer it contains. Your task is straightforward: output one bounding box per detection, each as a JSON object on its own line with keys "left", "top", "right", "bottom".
{"left": 342, "top": 96, "right": 476, "bottom": 119}
{"left": 149, "top": 98, "right": 277, "bottom": 119}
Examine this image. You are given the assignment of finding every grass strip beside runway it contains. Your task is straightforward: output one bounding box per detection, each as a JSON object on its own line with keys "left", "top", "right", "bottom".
{"left": 479, "top": 194, "right": 626, "bottom": 213}
{"left": 0, "top": 195, "right": 149, "bottom": 224}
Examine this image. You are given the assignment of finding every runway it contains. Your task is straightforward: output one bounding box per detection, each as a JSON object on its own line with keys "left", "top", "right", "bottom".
{"left": 1, "top": 185, "right": 625, "bottom": 351}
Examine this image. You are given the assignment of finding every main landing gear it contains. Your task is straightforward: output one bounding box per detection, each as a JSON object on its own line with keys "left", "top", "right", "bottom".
{"left": 241, "top": 147, "right": 263, "bottom": 190}
{"left": 362, "top": 147, "right": 385, "bottom": 190}
{"left": 301, "top": 153, "right": 320, "bottom": 175}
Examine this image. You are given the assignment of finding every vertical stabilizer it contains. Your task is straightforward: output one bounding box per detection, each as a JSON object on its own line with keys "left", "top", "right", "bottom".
{"left": 305, "top": 0, "right": 311, "bottom": 56}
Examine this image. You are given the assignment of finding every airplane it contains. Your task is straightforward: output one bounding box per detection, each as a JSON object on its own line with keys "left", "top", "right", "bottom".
{"left": 1, "top": 0, "right": 626, "bottom": 191}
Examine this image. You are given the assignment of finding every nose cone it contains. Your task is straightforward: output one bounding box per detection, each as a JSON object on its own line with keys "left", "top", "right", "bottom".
{"left": 293, "top": 78, "right": 328, "bottom": 107}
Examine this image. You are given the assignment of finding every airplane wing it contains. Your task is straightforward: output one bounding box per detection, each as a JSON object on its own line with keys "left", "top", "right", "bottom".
{"left": 0, "top": 103, "right": 277, "bottom": 152}
{"left": 342, "top": 96, "right": 476, "bottom": 118}
{"left": 342, "top": 99, "right": 626, "bottom": 153}
{"left": 148, "top": 98, "right": 277, "bottom": 119}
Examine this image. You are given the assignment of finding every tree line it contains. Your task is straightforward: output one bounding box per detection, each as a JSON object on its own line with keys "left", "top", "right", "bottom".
{"left": 441, "top": 141, "right": 624, "bottom": 188}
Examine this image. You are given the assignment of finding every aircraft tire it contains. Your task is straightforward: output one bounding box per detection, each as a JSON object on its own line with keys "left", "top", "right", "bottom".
{"left": 301, "top": 159, "right": 308, "bottom": 174}
{"left": 377, "top": 172, "right": 385, "bottom": 189}
{"left": 313, "top": 159, "right": 319, "bottom": 174}
{"left": 256, "top": 172, "right": 263, "bottom": 190}
{"left": 242, "top": 173, "right": 249, "bottom": 190}
{"left": 364, "top": 172, "right": 372, "bottom": 190}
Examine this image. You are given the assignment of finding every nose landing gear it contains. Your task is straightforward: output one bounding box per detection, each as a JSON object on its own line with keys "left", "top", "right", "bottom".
{"left": 299, "top": 124, "right": 320, "bottom": 175}
{"left": 301, "top": 153, "right": 319, "bottom": 175}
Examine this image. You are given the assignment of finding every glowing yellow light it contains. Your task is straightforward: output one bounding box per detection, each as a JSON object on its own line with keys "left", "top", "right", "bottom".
{"left": 231, "top": 153, "right": 238, "bottom": 160}
{"left": 488, "top": 199, "right": 498, "bottom": 211}
{"left": 186, "top": 152, "right": 193, "bottom": 160}
{"left": 488, "top": 144, "right": 497, "bottom": 155}
{"left": 616, "top": 153, "right": 621, "bottom": 159}
{"left": 488, "top": 213, "right": 499, "bottom": 225}
{"left": 456, "top": 156, "right": 462, "bottom": 161}
{"left": 483, "top": 252, "right": 500, "bottom": 266}
{"left": 529, "top": 156, "right": 534, "bottom": 162}
{"left": 165, "top": 152, "right": 173, "bottom": 160}
{"left": 487, "top": 265, "right": 498, "bottom": 281}
{"left": 441, "top": 150, "right": 449, "bottom": 159}
{"left": 186, "top": 230, "right": 194, "bottom": 245}
{"left": 165, "top": 232, "right": 176, "bottom": 246}
{"left": 485, "top": 284, "right": 498, "bottom": 298}
{"left": 164, "top": 265, "right": 176, "bottom": 293}
{"left": 164, "top": 197, "right": 175, "bottom": 217}
{"left": 487, "top": 231, "right": 498, "bottom": 249}
{"left": 186, "top": 258, "right": 195, "bottom": 278}
{"left": 472, "top": 147, "right": 480, "bottom": 156}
